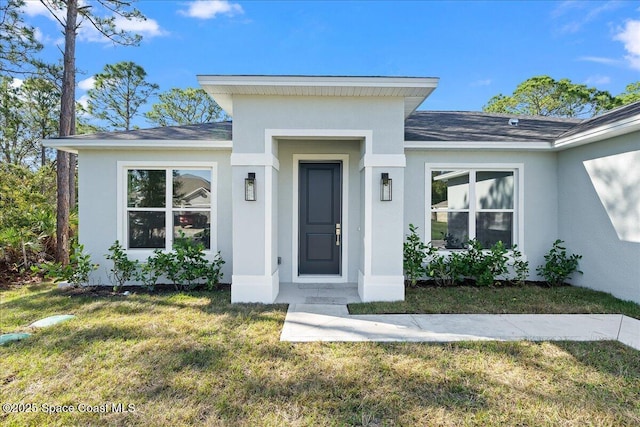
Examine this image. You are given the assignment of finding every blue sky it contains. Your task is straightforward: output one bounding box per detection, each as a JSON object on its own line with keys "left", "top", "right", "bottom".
{"left": 19, "top": 0, "right": 640, "bottom": 125}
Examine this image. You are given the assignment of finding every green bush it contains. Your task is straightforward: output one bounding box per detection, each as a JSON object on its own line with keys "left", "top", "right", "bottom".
{"left": 536, "top": 239, "right": 582, "bottom": 286}
{"left": 137, "top": 233, "right": 225, "bottom": 291}
{"left": 106, "top": 240, "right": 139, "bottom": 292}
{"left": 37, "top": 243, "right": 98, "bottom": 286}
{"left": 0, "top": 164, "right": 56, "bottom": 275}
{"left": 425, "top": 239, "right": 529, "bottom": 287}
{"left": 426, "top": 250, "right": 466, "bottom": 286}
{"left": 403, "top": 224, "right": 431, "bottom": 286}
{"left": 461, "top": 240, "right": 510, "bottom": 286}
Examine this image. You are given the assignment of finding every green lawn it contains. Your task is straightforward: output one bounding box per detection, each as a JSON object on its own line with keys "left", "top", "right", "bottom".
{"left": 349, "top": 284, "right": 640, "bottom": 319}
{"left": 1, "top": 283, "right": 639, "bottom": 426}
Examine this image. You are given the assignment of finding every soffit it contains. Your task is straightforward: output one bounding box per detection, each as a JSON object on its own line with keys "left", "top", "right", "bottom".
{"left": 197, "top": 75, "right": 439, "bottom": 118}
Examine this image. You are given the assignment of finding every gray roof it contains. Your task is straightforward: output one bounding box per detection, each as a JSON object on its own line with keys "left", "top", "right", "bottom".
{"left": 62, "top": 121, "right": 232, "bottom": 141}
{"left": 405, "top": 111, "right": 581, "bottom": 142}
{"left": 557, "top": 101, "right": 640, "bottom": 140}
{"left": 58, "top": 104, "right": 639, "bottom": 143}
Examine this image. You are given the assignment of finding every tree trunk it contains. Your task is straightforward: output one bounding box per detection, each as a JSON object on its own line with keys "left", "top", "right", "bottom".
{"left": 56, "top": 0, "right": 78, "bottom": 265}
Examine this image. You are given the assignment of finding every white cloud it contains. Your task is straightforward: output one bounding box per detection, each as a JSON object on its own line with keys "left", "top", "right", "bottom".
{"left": 614, "top": 20, "right": 640, "bottom": 70}
{"left": 78, "top": 77, "right": 95, "bottom": 91}
{"left": 578, "top": 56, "right": 621, "bottom": 66}
{"left": 470, "top": 79, "right": 492, "bottom": 87}
{"left": 584, "top": 75, "right": 611, "bottom": 85}
{"left": 179, "top": 0, "right": 244, "bottom": 19}
{"left": 552, "top": 1, "right": 621, "bottom": 34}
{"left": 77, "top": 94, "right": 90, "bottom": 112}
{"left": 114, "top": 16, "right": 167, "bottom": 38}
{"left": 21, "top": 0, "right": 52, "bottom": 18}
{"left": 11, "top": 78, "right": 24, "bottom": 89}
{"left": 23, "top": 1, "right": 166, "bottom": 43}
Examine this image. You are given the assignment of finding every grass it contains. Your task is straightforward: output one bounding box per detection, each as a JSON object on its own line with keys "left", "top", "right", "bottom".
{"left": 348, "top": 284, "right": 640, "bottom": 319}
{"left": 1, "top": 283, "right": 639, "bottom": 426}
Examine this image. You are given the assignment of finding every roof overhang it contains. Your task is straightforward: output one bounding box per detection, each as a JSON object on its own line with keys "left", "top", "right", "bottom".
{"left": 197, "top": 75, "right": 439, "bottom": 118}
{"left": 43, "top": 139, "right": 232, "bottom": 154}
{"left": 554, "top": 112, "right": 640, "bottom": 150}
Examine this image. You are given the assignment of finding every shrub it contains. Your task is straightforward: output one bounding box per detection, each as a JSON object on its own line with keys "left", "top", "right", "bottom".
{"left": 403, "top": 224, "right": 429, "bottom": 286}
{"left": 105, "top": 241, "right": 139, "bottom": 292}
{"left": 38, "top": 243, "right": 98, "bottom": 286}
{"left": 426, "top": 250, "right": 466, "bottom": 286}
{"left": 536, "top": 239, "right": 583, "bottom": 286}
{"left": 140, "top": 233, "right": 225, "bottom": 291}
{"left": 426, "top": 239, "right": 529, "bottom": 287}
{"left": 511, "top": 245, "right": 529, "bottom": 286}
{"left": 464, "top": 240, "right": 510, "bottom": 286}
{"left": 0, "top": 164, "right": 57, "bottom": 275}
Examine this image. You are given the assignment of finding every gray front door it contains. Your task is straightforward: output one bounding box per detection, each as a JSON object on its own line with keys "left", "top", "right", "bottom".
{"left": 299, "top": 162, "right": 341, "bottom": 275}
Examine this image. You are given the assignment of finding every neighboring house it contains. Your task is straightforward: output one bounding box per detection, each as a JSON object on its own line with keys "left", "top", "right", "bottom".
{"left": 46, "top": 76, "right": 640, "bottom": 304}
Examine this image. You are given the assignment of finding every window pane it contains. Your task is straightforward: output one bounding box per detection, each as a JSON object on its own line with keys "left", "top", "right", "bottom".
{"left": 432, "top": 170, "right": 469, "bottom": 209}
{"left": 128, "top": 212, "right": 166, "bottom": 248}
{"left": 173, "top": 170, "right": 211, "bottom": 208}
{"left": 128, "top": 170, "right": 166, "bottom": 208}
{"left": 476, "top": 171, "right": 514, "bottom": 209}
{"left": 173, "top": 211, "right": 211, "bottom": 249}
{"left": 476, "top": 212, "right": 513, "bottom": 248}
{"left": 431, "top": 212, "right": 469, "bottom": 249}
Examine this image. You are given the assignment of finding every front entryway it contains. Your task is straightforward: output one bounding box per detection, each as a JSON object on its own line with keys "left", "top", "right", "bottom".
{"left": 298, "top": 162, "right": 342, "bottom": 275}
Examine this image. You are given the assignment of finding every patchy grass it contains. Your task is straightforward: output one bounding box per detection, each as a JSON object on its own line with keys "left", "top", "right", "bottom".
{"left": 349, "top": 284, "right": 640, "bottom": 319}
{"left": 1, "top": 284, "right": 639, "bottom": 426}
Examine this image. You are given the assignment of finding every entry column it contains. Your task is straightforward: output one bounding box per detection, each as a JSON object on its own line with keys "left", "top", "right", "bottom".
{"left": 359, "top": 154, "right": 406, "bottom": 302}
{"left": 230, "top": 153, "right": 279, "bottom": 303}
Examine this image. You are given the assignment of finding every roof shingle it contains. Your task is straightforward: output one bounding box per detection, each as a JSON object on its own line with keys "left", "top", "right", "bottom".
{"left": 405, "top": 111, "right": 580, "bottom": 142}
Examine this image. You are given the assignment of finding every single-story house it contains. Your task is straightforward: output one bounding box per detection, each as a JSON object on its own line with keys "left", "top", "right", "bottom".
{"left": 46, "top": 75, "right": 640, "bottom": 304}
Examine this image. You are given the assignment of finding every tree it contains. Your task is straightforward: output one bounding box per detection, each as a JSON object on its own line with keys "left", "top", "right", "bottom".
{"left": 85, "top": 61, "right": 158, "bottom": 131}
{"left": 0, "top": 76, "right": 35, "bottom": 166}
{"left": 21, "top": 76, "right": 61, "bottom": 166}
{"left": 146, "top": 87, "right": 227, "bottom": 126}
{"left": 616, "top": 82, "right": 640, "bottom": 106}
{"left": 0, "top": 75, "right": 60, "bottom": 167}
{"left": 483, "top": 76, "right": 616, "bottom": 118}
{"left": 0, "top": 0, "right": 42, "bottom": 75}
{"left": 37, "top": 0, "right": 145, "bottom": 264}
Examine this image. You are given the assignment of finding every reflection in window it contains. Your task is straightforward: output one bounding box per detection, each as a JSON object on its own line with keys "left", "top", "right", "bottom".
{"left": 128, "top": 212, "right": 166, "bottom": 248}
{"left": 127, "top": 170, "right": 165, "bottom": 208}
{"left": 125, "top": 168, "right": 212, "bottom": 250}
{"left": 173, "top": 211, "right": 211, "bottom": 249}
{"left": 430, "top": 169, "right": 516, "bottom": 249}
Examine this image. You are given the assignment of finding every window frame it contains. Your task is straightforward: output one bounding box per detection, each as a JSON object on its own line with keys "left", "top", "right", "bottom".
{"left": 425, "top": 163, "right": 524, "bottom": 253}
{"left": 117, "top": 161, "right": 218, "bottom": 259}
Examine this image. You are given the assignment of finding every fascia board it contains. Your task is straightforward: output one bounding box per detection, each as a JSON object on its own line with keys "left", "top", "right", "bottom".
{"left": 554, "top": 115, "right": 640, "bottom": 150}
{"left": 404, "top": 140, "right": 553, "bottom": 151}
{"left": 43, "top": 139, "right": 233, "bottom": 154}
{"left": 197, "top": 75, "right": 439, "bottom": 89}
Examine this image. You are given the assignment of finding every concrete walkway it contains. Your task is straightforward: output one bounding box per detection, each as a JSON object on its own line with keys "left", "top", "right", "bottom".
{"left": 280, "top": 304, "right": 640, "bottom": 350}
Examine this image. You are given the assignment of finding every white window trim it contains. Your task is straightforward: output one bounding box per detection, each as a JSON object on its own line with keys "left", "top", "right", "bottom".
{"left": 117, "top": 161, "right": 218, "bottom": 260}
{"left": 424, "top": 163, "right": 525, "bottom": 253}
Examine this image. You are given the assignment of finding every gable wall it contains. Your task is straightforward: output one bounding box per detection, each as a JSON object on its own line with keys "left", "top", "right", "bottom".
{"left": 558, "top": 133, "right": 640, "bottom": 303}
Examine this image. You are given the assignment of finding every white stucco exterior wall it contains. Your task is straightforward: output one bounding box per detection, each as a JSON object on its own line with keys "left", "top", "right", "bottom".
{"left": 230, "top": 95, "right": 407, "bottom": 302}
{"left": 77, "top": 149, "right": 233, "bottom": 286}
{"left": 558, "top": 133, "right": 640, "bottom": 303}
{"left": 404, "top": 149, "right": 560, "bottom": 276}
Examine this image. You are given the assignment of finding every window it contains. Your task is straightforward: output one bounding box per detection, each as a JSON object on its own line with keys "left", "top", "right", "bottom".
{"left": 427, "top": 165, "right": 521, "bottom": 250}
{"left": 121, "top": 164, "right": 215, "bottom": 251}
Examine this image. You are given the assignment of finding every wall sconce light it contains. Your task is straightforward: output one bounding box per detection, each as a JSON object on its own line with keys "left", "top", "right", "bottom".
{"left": 245, "top": 172, "right": 256, "bottom": 201}
{"left": 381, "top": 172, "right": 392, "bottom": 201}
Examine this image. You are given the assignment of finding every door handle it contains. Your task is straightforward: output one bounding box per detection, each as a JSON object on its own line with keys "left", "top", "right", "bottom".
{"left": 335, "top": 223, "right": 341, "bottom": 246}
